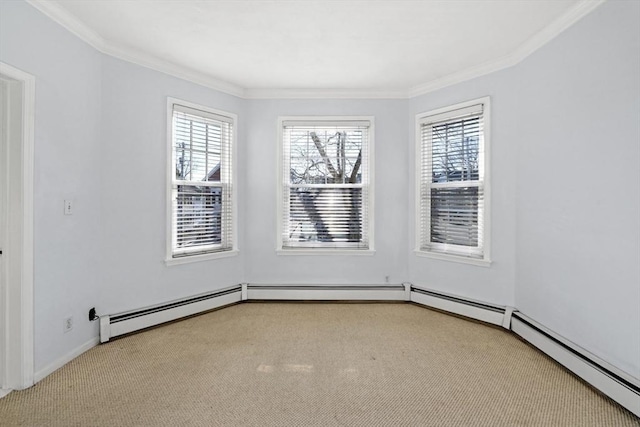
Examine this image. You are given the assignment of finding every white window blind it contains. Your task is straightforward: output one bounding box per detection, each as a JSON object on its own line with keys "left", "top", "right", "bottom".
{"left": 419, "top": 102, "right": 487, "bottom": 259}
{"left": 171, "top": 104, "right": 233, "bottom": 257}
{"left": 281, "top": 120, "right": 371, "bottom": 249}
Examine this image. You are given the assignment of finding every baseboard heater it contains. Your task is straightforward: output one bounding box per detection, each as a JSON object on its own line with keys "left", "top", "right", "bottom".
{"left": 410, "top": 285, "right": 511, "bottom": 328}
{"left": 99, "top": 285, "right": 242, "bottom": 343}
{"left": 511, "top": 312, "right": 640, "bottom": 417}
{"left": 246, "top": 283, "right": 409, "bottom": 301}
{"left": 95, "top": 282, "right": 638, "bottom": 416}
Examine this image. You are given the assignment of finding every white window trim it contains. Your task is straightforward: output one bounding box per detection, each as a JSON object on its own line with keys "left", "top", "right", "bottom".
{"left": 165, "top": 249, "right": 239, "bottom": 266}
{"left": 276, "top": 116, "right": 375, "bottom": 254}
{"left": 276, "top": 249, "right": 375, "bottom": 256}
{"left": 165, "top": 97, "right": 238, "bottom": 265}
{"left": 414, "top": 97, "right": 492, "bottom": 267}
{"left": 0, "top": 62, "right": 35, "bottom": 390}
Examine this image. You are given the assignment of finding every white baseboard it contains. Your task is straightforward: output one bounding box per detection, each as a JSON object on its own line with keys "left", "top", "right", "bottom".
{"left": 410, "top": 285, "right": 508, "bottom": 327}
{"left": 0, "top": 388, "right": 12, "bottom": 399}
{"left": 102, "top": 286, "right": 242, "bottom": 343}
{"left": 246, "top": 284, "right": 408, "bottom": 301}
{"left": 27, "top": 283, "right": 640, "bottom": 418}
{"left": 33, "top": 337, "right": 100, "bottom": 385}
{"left": 512, "top": 312, "right": 640, "bottom": 417}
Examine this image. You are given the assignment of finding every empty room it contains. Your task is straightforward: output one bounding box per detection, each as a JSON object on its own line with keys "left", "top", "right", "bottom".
{"left": 0, "top": 0, "right": 639, "bottom": 425}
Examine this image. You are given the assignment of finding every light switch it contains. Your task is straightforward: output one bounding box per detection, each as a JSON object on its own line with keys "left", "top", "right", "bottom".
{"left": 64, "top": 200, "right": 73, "bottom": 215}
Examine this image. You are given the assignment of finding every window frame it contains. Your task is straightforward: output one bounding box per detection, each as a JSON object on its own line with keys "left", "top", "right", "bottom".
{"left": 165, "top": 97, "right": 238, "bottom": 266}
{"left": 276, "top": 116, "right": 375, "bottom": 255}
{"left": 415, "top": 97, "right": 491, "bottom": 267}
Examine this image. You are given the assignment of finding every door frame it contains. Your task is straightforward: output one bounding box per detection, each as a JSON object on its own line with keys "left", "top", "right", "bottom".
{"left": 0, "top": 62, "right": 35, "bottom": 391}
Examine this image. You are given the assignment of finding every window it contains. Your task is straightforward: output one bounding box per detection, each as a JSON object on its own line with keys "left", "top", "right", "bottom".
{"left": 167, "top": 99, "right": 236, "bottom": 263}
{"left": 278, "top": 117, "right": 373, "bottom": 252}
{"left": 416, "top": 98, "right": 490, "bottom": 265}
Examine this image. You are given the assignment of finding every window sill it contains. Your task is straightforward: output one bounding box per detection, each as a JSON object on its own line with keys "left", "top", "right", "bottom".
{"left": 165, "top": 249, "right": 239, "bottom": 266}
{"left": 277, "top": 249, "right": 375, "bottom": 256}
{"left": 414, "top": 250, "right": 491, "bottom": 267}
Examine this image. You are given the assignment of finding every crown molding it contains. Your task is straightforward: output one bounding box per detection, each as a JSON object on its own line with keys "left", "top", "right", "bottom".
{"left": 244, "top": 88, "right": 409, "bottom": 100}
{"left": 26, "top": 0, "right": 106, "bottom": 51}
{"left": 98, "top": 42, "right": 245, "bottom": 98}
{"left": 25, "top": 0, "right": 245, "bottom": 98}
{"left": 408, "top": 0, "right": 606, "bottom": 98}
{"left": 513, "top": 0, "right": 607, "bottom": 65}
{"left": 26, "top": 0, "right": 605, "bottom": 100}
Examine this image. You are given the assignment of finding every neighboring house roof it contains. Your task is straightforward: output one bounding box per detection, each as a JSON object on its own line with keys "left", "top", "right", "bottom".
{"left": 207, "top": 163, "right": 221, "bottom": 182}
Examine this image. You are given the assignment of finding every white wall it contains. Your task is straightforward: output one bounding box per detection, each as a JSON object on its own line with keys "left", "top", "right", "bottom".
{"left": 408, "top": 0, "right": 639, "bottom": 380}
{"left": 408, "top": 69, "right": 519, "bottom": 306}
{"left": 2, "top": 0, "right": 637, "bottom": 386}
{"left": 0, "top": 0, "right": 247, "bottom": 374}
{"left": 514, "top": 0, "right": 640, "bottom": 379}
{"left": 99, "top": 56, "right": 245, "bottom": 314}
{"left": 0, "top": 1, "right": 103, "bottom": 372}
{"left": 244, "top": 99, "right": 409, "bottom": 285}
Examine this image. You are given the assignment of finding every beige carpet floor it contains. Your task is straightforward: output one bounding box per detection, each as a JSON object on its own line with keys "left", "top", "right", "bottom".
{"left": 1, "top": 302, "right": 638, "bottom": 426}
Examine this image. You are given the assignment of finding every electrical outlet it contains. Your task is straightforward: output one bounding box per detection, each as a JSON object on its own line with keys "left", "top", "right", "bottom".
{"left": 385, "top": 275, "right": 390, "bottom": 284}
{"left": 63, "top": 316, "right": 73, "bottom": 333}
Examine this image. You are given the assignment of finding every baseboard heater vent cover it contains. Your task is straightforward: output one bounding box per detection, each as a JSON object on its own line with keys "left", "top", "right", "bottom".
{"left": 410, "top": 286, "right": 509, "bottom": 327}
{"left": 511, "top": 312, "right": 640, "bottom": 417}
{"left": 246, "top": 284, "right": 408, "bottom": 301}
{"left": 99, "top": 286, "right": 242, "bottom": 343}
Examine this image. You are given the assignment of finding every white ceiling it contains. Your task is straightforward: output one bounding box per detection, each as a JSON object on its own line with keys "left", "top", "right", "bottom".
{"left": 29, "top": 0, "right": 601, "bottom": 98}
